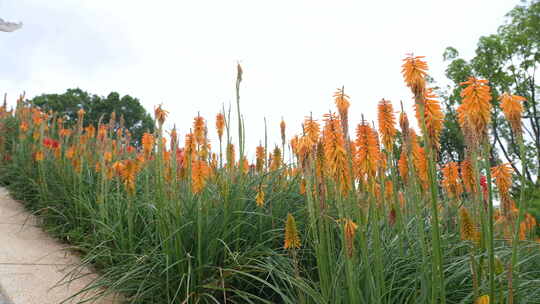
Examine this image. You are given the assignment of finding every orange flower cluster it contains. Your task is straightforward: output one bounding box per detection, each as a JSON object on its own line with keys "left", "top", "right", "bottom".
{"left": 355, "top": 122, "right": 379, "bottom": 180}
{"left": 226, "top": 143, "right": 235, "bottom": 169}
{"left": 304, "top": 117, "right": 320, "bottom": 148}
{"left": 191, "top": 159, "right": 210, "bottom": 194}
{"left": 401, "top": 55, "right": 428, "bottom": 95}
{"left": 184, "top": 133, "right": 196, "bottom": 162}
{"left": 256, "top": 145, "right": 265, "bottom": 173}
{"left": 323, "top": 113, "right": 350, "bottom": 194}
{"left": 491, "top": 164, "right": 512, "bottom": 196}
{"left": 491, "top": 163, "right": 514, "bottom": 215}
{"left": 142, "top": 133, "right": 155, "bottom": 158}
{"left": 343, "top": 218, "right": 358, "bottom": 258}
{"left": 409, "top": 130, "right": 428, "bottom": 189}
{"left": 460, "top": 160, "right": 477, "bottom": 194}
{"left": 333, "top": 88, "right": 350, "bottom": 135}
{"left": 113, "top": 159, "right": 141, "bottom": 195}
{"left": 415, "top": 89, "right": 444, "bottom": 149}
{"left": 154, "top": 104, "right": 169, "bottom": 127}
{"left": 441, "top": 162, "right": 462, "bottom": 198}
{"left": 458, "top": 77, "right": 492, "bottom": 141}
{"left": 398, "top": 150, "right": 409, "bottom": 183}
{"left": 377, "top": 99, "right": 396, "bottom": 150}
{"left": 499, "top": 93, "right": 525, "bottom": 135}
{"left": 402, "top": 55, "right": 444, "bottom": 149}
{"left": 193, "top": 115, "right": 206, "bottom": 146}
{"left": 216, "top": 113, "right": 225, "bottom": 141}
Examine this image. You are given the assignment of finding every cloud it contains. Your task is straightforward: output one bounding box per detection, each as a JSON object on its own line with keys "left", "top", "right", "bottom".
{"left": 0, "top": 0, "right": 135, "bottom": 87}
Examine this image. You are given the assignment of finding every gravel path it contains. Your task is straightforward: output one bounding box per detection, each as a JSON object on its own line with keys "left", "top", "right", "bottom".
{"left": 0, "top": 286, "right": 12, "bottom": 304}
{"left": 0, "top": 187, "right": 121, "bottom": 304}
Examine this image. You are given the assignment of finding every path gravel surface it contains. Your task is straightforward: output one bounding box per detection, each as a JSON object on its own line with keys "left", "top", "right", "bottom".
{"left": 0, "top": 187, "right": 121, "bottom": 304}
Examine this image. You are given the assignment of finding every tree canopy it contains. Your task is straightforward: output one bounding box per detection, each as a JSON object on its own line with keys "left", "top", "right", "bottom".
{"left": 29, "top": 88, "right": 154, "bottom": 145}
{"left": 441, "top": 0, "right": 540, "bottom": 185}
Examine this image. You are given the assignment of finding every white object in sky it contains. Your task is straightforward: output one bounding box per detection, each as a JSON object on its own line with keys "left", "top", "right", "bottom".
{"left": 0, "top": 18, "right": 22, "bottom": 32}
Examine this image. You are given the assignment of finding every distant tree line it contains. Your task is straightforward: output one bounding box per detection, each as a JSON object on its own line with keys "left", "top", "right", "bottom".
{"left": 29, "top": 88, "right": 154, "bottom": 145}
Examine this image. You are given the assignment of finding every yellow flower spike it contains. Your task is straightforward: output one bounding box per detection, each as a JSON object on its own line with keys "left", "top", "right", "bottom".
{"left": 459, "top": 207, "right": 478, "bottom": 243}
{"left": 270, "top": 146, "right": 282, "bottom": 171}
{"left": 34, "top": 151, "right": 44, "bottom": 162}
{"left": 226, "top": 143, "right": 235, "bottom": 169}
{"left": 255, "top": 187, "right": 265, "bottom": 207}
{"left": 284, "top": 213, "right": 301, "bottom": 250}
{"left": 476, "top": 295, "right": 489, "bottom": 304}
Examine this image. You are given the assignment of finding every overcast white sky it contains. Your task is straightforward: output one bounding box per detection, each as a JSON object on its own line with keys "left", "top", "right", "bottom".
{"left": 0, "top": 0, "right": 521, "bottom": 158}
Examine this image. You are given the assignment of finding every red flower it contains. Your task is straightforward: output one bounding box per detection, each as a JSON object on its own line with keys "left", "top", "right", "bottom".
{"left": 480, "top": 175, "right": 487, "bottom": 191}
{"left": 480, "top": 175, "right": 489, "bottom": 204}
{"left": 43, "top": 138, "right": 59, "bottom": 149}
{"left": 389, "top": 208, "right": 396, "bottom": 226}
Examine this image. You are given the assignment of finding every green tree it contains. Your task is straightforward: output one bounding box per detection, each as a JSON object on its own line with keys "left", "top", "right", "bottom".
{"left": 441, "top": 0, "right": 540, "bottom": 185}
{"left": 30, "top": 88, "right": 155, "bottom": 145}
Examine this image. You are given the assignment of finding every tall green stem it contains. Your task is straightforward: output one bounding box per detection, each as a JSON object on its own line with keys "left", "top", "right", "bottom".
{"left": 482, "top": 140, "right": 496, "bottom": 302}
{"left": 509, "top": 133, "right": 528, "bottom": 304}
{"left": 417, "top": 99, "right": 446, "bottom": 303}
